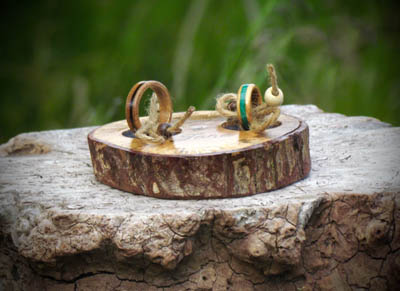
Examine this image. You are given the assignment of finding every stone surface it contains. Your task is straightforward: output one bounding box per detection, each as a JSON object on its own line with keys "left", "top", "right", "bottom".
{"left": 0, "top": 105, "right": 399, "bottom": 290}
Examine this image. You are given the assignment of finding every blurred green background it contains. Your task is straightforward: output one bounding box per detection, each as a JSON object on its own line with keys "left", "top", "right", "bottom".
{"left": 1, "top": 0, "right": 399, "bottom": 143}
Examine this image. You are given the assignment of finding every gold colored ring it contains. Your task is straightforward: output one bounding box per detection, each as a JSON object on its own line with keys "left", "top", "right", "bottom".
{"left": 125, "top": 80, "right": 173, "bottom": 132}
{"left": 236, "top": 84, "right": 262, "bottom": 130}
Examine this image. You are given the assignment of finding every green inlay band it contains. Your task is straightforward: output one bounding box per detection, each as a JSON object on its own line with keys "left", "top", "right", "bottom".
{"left": 239, "top": 85, "right": 249, "bottom": 130}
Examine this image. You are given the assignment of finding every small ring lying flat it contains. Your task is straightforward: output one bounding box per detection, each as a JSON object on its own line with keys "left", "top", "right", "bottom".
{"left": 125, "top": 80, "right": 173, "bottom": 132}
{"left": 236, "top": 84, "right": 262, "bottom": 130}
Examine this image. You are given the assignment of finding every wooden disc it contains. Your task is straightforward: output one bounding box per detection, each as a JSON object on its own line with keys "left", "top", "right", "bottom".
{"left": 88, "top": 111, "right": 311, "bottom": 199}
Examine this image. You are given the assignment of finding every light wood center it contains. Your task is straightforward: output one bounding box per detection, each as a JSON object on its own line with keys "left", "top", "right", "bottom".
{"left": 91, "top": 111, "right": 300, "bottom": 156}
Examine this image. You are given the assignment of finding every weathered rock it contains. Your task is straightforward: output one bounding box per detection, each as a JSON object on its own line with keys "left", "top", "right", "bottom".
{"left": 0, "top": 136, "right": 51, "bottom": 157}
{"left": 0, "top": 105, "right": 399, "bottom": 290}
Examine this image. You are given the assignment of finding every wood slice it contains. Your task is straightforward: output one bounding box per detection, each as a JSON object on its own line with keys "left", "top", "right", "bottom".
{"left": 87, "top": 111, "right": 311, "bottom": 199}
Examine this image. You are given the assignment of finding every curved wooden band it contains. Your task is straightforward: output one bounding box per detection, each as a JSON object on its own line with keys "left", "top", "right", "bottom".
{"left": 125, "top": 80, "right": 173, "bottom": 132}
{"left": 236, "top": 84, "right": 262, "bottom": 130}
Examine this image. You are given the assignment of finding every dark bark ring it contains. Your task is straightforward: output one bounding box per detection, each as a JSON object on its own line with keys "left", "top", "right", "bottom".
{"left": 125, "top": 80, "right": 173, "bottom": 132}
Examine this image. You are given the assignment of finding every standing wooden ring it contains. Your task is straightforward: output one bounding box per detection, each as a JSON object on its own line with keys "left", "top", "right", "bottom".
{"left": 237, "top": 84, "right": 262, "bottom": 130}
{"left": 125, "top": 80, "right": 173, "bottom": 132}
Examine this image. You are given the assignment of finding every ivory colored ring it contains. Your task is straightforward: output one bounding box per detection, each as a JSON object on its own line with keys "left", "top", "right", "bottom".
{"left": 125, "top": 80, "right": 173, "bottom": 132}
{"left": 264, "top": 87, "right": 284, "bottom": 107}
{"left": 237, "top": 84, "right": 262, "bottom": 130}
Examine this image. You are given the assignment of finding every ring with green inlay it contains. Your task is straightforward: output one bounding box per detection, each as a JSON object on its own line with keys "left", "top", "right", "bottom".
{"left": 236, "top": 84, "right": 262, "bottom": 130}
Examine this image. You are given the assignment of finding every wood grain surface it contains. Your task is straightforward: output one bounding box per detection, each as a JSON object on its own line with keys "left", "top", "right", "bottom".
{"left": 87, "top": 111, "right": 311, "bottom": 199}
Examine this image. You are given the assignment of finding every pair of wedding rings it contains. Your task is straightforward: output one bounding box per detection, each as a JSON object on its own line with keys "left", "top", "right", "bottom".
{"left": 236, "top": 83, "right": 283, "bottom": 130}
{"left": 125, "top": 80, "right": 284, "bottom": 133}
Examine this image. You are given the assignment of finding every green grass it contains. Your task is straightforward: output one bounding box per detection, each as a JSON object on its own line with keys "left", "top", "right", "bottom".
{"left": 1, "top": 0, "right": 399, "bottom": 143}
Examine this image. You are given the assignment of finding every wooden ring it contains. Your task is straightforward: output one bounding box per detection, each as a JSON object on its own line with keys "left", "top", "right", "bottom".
{"left": 237, "top": 84, "right": 262, "bottom": 130}
{"left": 125, "top": 80, "right": 173, "bottom": 132}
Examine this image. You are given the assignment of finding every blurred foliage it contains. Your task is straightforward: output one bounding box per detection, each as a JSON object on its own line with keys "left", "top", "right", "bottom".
{"left": 1, "top": 0, "right": 399, "bottom": 143}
